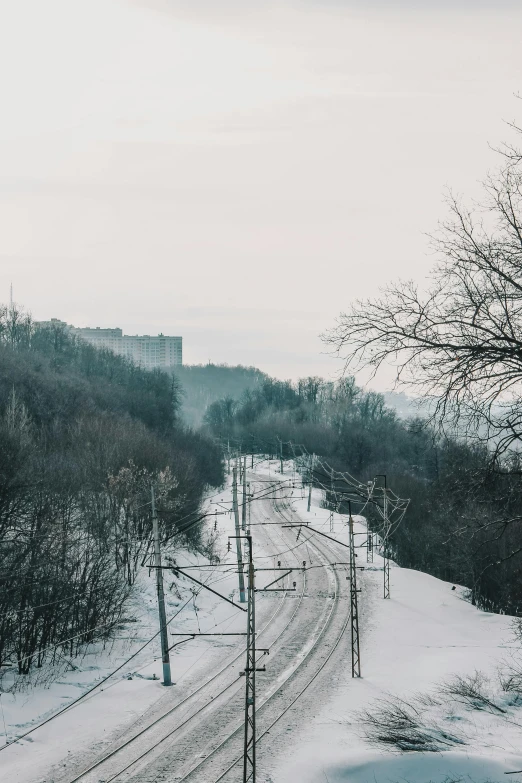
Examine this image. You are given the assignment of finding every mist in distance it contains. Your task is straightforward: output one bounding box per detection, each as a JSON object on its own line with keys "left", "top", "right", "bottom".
{"left": 1, "top": 0, "right": 521, "bottom": 384}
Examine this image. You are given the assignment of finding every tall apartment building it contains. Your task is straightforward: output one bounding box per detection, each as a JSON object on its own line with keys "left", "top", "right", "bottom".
{"left": 38, "top": 320, "right": 182, "bottom": 370}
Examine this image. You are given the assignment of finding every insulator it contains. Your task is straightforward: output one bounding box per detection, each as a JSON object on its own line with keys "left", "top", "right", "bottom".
{"left": 302, "top": 561, "right": 306, "bottom": 567}
{"left": 293, "top": 581, "right": 296, "bottom": 588}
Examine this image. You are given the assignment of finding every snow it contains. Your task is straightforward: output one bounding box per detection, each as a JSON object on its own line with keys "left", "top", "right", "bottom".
{"left": 2, "top": 458, "right": 522, "bottom": 783}
{"left": 0, "top": 474, "right": 268, "bottom": 782}
{"left": 271, "top": 463, "right": 522, "bottom": 783}
{"left": 326, "top": 752, "right": 519, "bottom": 783}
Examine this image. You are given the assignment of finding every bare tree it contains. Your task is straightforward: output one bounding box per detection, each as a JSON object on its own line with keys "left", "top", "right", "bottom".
{"left": 324, "top": 128, "right": 522, "bottom": 459}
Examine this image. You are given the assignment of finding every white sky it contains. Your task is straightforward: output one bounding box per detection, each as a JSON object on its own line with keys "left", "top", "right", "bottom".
{"left": 1, "top": 0, "right": 521, "bottom": 384}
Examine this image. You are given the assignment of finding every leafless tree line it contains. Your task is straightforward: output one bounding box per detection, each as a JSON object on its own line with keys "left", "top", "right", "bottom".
{"left": 0, "top": 308, "right": 223, "bottom": 680}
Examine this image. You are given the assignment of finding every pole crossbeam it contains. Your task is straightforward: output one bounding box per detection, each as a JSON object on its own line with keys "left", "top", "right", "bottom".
{"left": 167, "top": 567, "right": 247, "bottom": 612}
{"left": 260, "top": 569, "right": 293, "bottom": 590}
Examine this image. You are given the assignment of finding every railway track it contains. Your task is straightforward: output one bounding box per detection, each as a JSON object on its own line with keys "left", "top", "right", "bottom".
{"left": 134, "top": 480, "right": 351, "bottom": 783}
{"left": 59, "top": 482, "right": 307, "bottom": 783}
{"left": 60, "top": 473, "right": 352, "bottom": 783}
{"left": 173, "top": 530, "right": 346, "bottom": 783}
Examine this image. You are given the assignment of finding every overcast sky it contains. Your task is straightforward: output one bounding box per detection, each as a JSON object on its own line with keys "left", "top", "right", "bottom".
{"left": 1, "top": 0, "right": 521, "bottom": 385}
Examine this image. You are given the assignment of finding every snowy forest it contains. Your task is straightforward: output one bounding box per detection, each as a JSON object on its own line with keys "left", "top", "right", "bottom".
{"left": 204, "top": 373, "right": 522, "bottom": 616}
{"left": 0, "top": 309, "right": 223, "bottom": 677}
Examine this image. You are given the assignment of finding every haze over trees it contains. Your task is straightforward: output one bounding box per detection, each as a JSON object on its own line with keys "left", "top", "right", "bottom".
{"left": 0, "top": 307, "right": 223, "bottom": 678}
{"left": 204, "top": 370, "right": 522, "bottom": 615}
{"left": 171, "top": 364, "right": 268, "bottom": 427}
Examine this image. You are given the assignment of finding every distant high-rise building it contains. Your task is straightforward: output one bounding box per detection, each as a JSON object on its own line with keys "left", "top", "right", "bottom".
{"left": 36, "top": 319, "right": 183, "bottom": 370}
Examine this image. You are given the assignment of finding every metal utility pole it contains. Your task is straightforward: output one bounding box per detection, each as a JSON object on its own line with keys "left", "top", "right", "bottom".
{"left": 279, "top": 439, "right": 284, "bottom": 474}
{"left": 251, "top": 435, "right": 254, "bottom": 469}
{"left": 242, "top": 456, "right": 248, "bottom": 531}
{"left": 307, "top": 453, "right": 315, "bottom": 512}
{"left": 375, "top": 475, "right": 390, "bottom": 599}
{"left": 151, "top": 485, "right": 172, "bottom": 686}
{"left": 367, "top": 532, "right": 373, "bottom": 563}
{"left": 243, "top": 533, "right": 256, "bottom": 783}
{"left": 348, "top": 504, "right": 361, "bottom": 678}
{"left": 227, "top": 440, "right": 231, "bottom": 475}
{"left": 233, "top": 465, "right": 246, "bottom": 603}
{"left": 383, "top": 484, "right": 390, "bottom": 599}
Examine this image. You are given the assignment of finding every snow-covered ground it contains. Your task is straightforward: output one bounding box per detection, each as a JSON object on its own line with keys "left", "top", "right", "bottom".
{"left": 0, "top": 473, "right": 266, "bottom": 782}
{"left": 2, "top": 458, "right": 522, "bottom": 783}
{"left": 274, "top": 469, "right": 522, "bottom": 783}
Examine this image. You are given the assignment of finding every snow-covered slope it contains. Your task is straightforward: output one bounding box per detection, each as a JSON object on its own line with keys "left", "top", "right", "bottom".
{"left": 0, "top": 477, "right": 254, "bottom": 782}
{"left": 2, "top": 460, "right": 521, "bottom": 783}
{"left": 275, "top": 481, "right": 522, "bottom": 783}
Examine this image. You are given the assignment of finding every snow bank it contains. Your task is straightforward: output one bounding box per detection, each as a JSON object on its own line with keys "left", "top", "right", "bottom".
{"left": 272, "top": 462, "right": 522, "bottom": 783}
{"left": 322, "top": 751, "right": 522, "bottom": 782}
{"left": 0, "top": 474, "right": 258, "bottom": 782}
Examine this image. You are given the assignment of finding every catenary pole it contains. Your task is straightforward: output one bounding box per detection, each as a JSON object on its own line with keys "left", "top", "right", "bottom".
{"left": 366, "top": 480, "right": 374, "bottom": 563}
{"left": 243, "top": 533, "right": 256, "bottom": 783}
{"left": 242, "top": 456, "right": 248, "bottom": 531}
{"left": 348, "top": 503, "right": 361, "bottom": 677}
{"left": 307, "top": 453, "right": 315, "bottom": 512}
{"left": 375, "top": 474, "right": 390, "bottom": 598}
{"left": 233, "top": 465, "right": 246, "bottom": 602}
{"left": 151, "top": 485, "right": 172, "bottom": 686}
{"left": 383, "top": 481, "right": 390, "bottom": 599}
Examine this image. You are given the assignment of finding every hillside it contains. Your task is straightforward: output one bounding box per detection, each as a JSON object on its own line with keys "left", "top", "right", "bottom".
{"left": 0, "top": 307, "right": 223, "bottom": 683}
{"left": 203, "top": 373, "right": 522, "bottom": 616}
{"left": 2, "top": 463, "right": 520, "bottom": 783}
